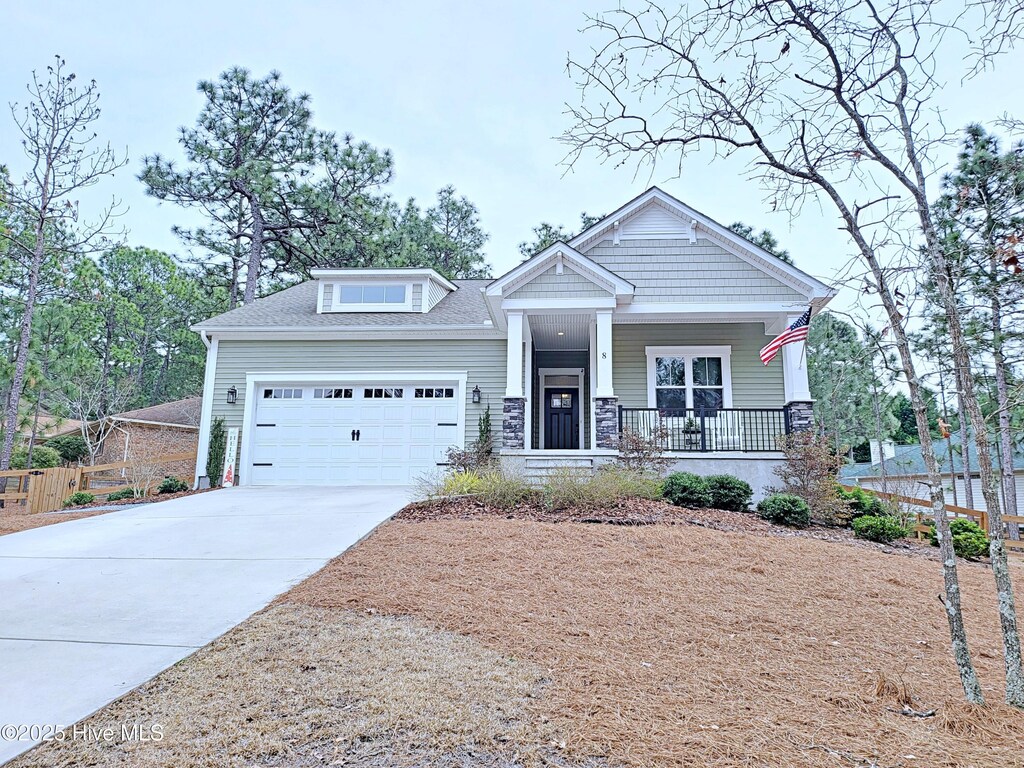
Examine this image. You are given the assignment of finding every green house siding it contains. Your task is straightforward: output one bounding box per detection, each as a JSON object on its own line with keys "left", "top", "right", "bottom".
{"left": 612, "top": 323, "right": 784, "bottom": 408}
{"left": 584, "top": 238, "right": 806, "bottom": 303}
{"left": 507, "top": 265, "right": 612, "bottom": 300}
{"left": 209, "top": 338, "right": 507, "bottom": 454}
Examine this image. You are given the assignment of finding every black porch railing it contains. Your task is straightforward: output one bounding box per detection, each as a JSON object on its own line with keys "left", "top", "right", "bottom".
{"left": 618, "top": 407, "right": 789, "bottom": 452}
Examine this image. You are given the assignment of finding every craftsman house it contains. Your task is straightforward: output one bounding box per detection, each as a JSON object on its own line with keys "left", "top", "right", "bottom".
{"left": 191, "top": 187, "right": 834, "bottom": 495}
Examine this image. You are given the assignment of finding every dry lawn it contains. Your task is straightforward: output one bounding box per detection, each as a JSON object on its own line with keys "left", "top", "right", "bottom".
{"left": 12, "top": 605, "right": 584, "bottom": 768}
{"left": 288, "top": 520, "right": 1024, "bottom": 767}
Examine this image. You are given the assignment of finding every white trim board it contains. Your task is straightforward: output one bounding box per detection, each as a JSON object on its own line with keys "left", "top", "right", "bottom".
{"left": 237, "top": 370, "right": 468, "bottom": 487}
{"left": 194, "top": 336, "right": 219, "bottom": 487}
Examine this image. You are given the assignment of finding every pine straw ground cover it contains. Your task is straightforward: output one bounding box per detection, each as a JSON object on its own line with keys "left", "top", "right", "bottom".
{"left": 287, "top": 518, "right": 1024, "bottom": 768}
{"left": 12, "top": 605, "right": 585, "bottom": 768}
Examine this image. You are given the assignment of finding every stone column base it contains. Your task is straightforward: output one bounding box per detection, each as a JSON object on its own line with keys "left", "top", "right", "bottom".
{"left": 502, "top": 397, "right": 526, "bottom": 450}
{"left": 595, "top": 397, "right": 619, "bottom": 449}
{"left": 784, "top": 401, "right": 815, "bottom": 433}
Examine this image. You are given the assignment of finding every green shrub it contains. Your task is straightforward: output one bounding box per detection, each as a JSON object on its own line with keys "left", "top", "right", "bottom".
{"left": 46, "top": 434, "right": 89, "bottom": 464}
{"left": 852, "top": 514, "right": 908, "bottom": 544}
{"left": 927, "top": 518, "right": 990, "bottom": 560}
{"left": 662, "top": 472, "right": 713, "bottom": 509}
{"left": 105, "top": 487, "right": 139, "bottom": 502}
{"left": 705, "top": 474, "right": 753, "bottom": 511}
{"left": 10, "top": 445, "right": 62, "bottom": 469}
{"left": 206, "top": 416, "right": 227, "bottom": 487}
{"left": 757, "top": 493, "right": 811, "bottom": 528}
{"left": 157, "top": 477, "right": 190, "bottom": 495}
{"left": 63, "top": 491, "right": 96, "bottom": 508}
{"left": 441, "top": 470, "right": 483, "bottom": 496}
{"left": 839, "top": 485, "right": 888, "bottom": 519}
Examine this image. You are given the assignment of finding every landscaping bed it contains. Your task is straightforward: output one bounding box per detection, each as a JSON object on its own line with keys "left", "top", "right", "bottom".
{"left": 399, "top": 495, "right": 942, "bottom": 561}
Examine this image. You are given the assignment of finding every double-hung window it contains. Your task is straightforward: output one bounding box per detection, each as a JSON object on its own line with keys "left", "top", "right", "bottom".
{"left": 646, "top": 347, "right": 732, "bottom": 412}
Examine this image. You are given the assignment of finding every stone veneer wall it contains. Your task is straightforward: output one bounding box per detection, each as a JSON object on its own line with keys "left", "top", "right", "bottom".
{"left": 595, "top": 397, "right": 619, "bottom": 449}
{"left": 785, "top": 401, "right": 815, "bottom": 432}
{"left": 502, "top": 397, "right": 526, "bottom": 450}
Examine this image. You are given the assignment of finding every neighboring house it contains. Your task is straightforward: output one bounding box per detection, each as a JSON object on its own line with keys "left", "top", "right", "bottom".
{"left": 52, "top": 396, "right": 201, "bottom": 478}
{"left": 192, "top": 187, "right": 834, "bottom": 496}
{"left": 841, "top": 433, "right": 1024, "bottom": 514}
{"left": 16, "top": 410, "right": 83, "bottom": 441}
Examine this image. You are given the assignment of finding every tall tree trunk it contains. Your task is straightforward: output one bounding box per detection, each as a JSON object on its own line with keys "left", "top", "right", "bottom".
{"left": 990, "top": 265, "right": 1020, "bottom": 541}
{"left": 242, "top": 195, "right": 264, "bottom": 305}
{"left": 931, "top": 247, "right": 1024, "bottom": 707}
{"left": 854, "top": 236, "right": 985, "bottom": 704}
{"left": 0, "top": 229, "right": 45, "bottom": 473}
{"left": 957, "top": 387, "right": 975, "bottom": 509}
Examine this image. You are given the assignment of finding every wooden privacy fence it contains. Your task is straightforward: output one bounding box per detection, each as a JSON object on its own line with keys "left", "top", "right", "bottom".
{"left": 840, "top": 484, "right": 1024, "bottom": 555}
{"left": 0, "top": 451, "right": 196, "bottom": 515}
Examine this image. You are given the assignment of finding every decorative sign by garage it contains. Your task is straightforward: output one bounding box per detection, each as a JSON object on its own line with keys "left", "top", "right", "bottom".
{"left": 222, "top": 427, "right": 239, "bottom": 486}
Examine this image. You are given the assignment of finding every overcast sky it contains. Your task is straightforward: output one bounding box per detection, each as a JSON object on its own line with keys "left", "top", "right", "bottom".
{"left": 2, "top": 1, "right": 1020, "bottom": 317}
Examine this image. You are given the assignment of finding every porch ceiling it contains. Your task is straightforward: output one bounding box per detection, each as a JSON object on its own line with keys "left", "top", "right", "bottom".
{"left": 529, "top": 314, "right": 591, "bottom": 351}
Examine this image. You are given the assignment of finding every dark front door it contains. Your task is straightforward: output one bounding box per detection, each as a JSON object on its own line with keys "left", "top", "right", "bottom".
{"left": 544, "top": 389, "right": 580, "bottom": 450}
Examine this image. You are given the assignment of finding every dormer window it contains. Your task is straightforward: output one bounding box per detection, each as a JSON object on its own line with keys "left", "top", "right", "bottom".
{"left": 311, "top": 268, "right": 458, "bottom": 314}
{"left": 339, "top": 284, "right": 407, "bottom": 305}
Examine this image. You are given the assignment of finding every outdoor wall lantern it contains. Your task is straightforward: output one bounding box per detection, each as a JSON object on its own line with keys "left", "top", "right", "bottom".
{"left": 472, "top": 385, "right": 481, "bottom": 404}
{"left": 226, "top": 386, "right": 238, "bottom": 405}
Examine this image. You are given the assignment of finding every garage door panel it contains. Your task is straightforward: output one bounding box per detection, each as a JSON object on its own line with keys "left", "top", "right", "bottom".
{"left": 251, "top": 380, "right": 460, "bottom": 486}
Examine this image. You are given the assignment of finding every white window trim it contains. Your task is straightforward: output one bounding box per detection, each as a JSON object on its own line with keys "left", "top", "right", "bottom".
{"left": 326, "top": 281, "right": 414, "bottom": 313}
{"left": 645, "top": 346, "right": 733, "bottom": 410}
{"left": 537, "top": 367, "right": 585, "bottom": 451}
{"left": 238, "top": 371, "right": 468, "bottom": 486}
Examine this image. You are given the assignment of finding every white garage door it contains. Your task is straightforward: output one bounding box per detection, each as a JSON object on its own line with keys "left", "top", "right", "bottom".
{"left": 249, "top": 382, "right": 460, "bottom": 485}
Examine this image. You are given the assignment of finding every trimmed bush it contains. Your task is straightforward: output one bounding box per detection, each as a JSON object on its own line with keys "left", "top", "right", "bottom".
{"left": 63, "top": 491, "right": 96, "bottom": 508}
{"left": 662, "top": 472, "right": 713, "bottom": 509}
{"left": 839, "top": 485, "right": 888, "bottom": 519}
{"left": 927, "top": 518, "right": 990, "bottom": 560}
{"left": 157, "top": 477, "right": 190, "bottom": 495}
{"left": 852, "top": 514, "right": 907, "bottom": 544}
{"left": 705, "top": 474, "right": 753, "bottom": 512}
{"left": 10, "top": 445, "right": 62, "bottom": 469}
{"left": 106, "top": 487, "right": 139, "bottom": 502}
{"left": 46, "top": 434, "right": 89, "bottom": 464}
{"left": 756, "top": 493, "right": 811, "bottom": 528}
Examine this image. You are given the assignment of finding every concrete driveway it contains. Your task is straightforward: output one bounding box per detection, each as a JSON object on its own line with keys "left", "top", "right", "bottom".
{"left": 0, "top": 485, "right": 406, "bottom": 764}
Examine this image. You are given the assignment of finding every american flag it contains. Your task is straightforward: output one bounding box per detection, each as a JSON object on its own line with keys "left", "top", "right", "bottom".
{"left": 760, "top": 308, "right": 811, "bottom": 365}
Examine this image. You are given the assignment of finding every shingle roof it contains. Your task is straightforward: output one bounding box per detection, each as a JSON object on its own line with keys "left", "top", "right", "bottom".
{"left": 193, "top": 279, "right": 495, "bottom": 331}
{"left": 113, "top": 396, "right": 202, "bottom": 428}
{"left": 840, "top": 432, "right": 1024, "bottom": 479}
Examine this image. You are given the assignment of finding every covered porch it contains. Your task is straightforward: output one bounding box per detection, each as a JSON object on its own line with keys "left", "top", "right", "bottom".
{"left": 501, "top": 310, "right": 810, "bottom": 456}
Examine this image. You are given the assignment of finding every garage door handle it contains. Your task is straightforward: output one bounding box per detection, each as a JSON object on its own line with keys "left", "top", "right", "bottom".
{"left": 351, "top": 429, "right": 360, "bottom": 441}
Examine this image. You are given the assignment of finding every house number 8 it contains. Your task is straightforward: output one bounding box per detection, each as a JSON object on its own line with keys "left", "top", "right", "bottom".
{"left": 601, "top": 352, "right": 608, "bottom": 359}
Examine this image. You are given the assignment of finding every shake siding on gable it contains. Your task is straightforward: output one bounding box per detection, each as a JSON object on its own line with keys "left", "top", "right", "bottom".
{"left": 507, "top": 265, "right": 612, "bottom": 300}
{"left": 612, "top": 323, "right": 785, "bottom": 409}
{"left": 208, "top": 338, "right": 507, "bottom": 465}
{"left": 584, "top": 238, "right": 806, "bottom": 303}
{"left": 411, "top": 284, "right": 423, "bottom": 312}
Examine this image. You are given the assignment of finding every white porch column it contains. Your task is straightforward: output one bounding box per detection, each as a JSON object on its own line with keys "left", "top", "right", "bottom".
{"left": 782, "top": 338, "right": 812, "bottom": 404}
{"left": 505, "top": 310, "right": 525, "bottom": 398}
{"left": 595, "top": 309, "right": 614, "bottom": 397}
